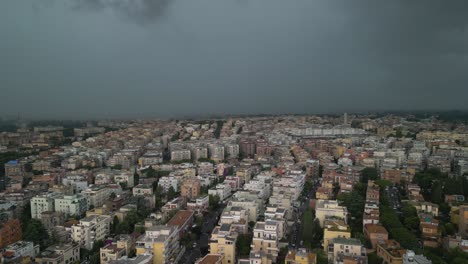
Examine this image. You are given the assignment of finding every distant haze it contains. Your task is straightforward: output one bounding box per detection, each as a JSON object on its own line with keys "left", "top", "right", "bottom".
{"left": 1, "top": 0, "right": 468, "bottom": 119}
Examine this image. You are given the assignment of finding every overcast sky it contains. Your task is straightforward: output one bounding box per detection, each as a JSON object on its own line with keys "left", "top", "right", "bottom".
{"left": 1, "top": 0, "right": 468, "bottom": 119}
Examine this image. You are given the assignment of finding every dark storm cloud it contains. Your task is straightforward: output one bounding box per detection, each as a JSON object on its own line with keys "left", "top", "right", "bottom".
{"left": 71, "top": 0, "right": 171, "bottom": 24}
{"left": 1, "top": 0, "right": 468, "bottom": 119}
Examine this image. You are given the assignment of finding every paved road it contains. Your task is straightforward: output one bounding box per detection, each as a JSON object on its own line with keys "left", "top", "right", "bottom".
{"left": 385, "top": 185, "right": 401, "bottom": 213}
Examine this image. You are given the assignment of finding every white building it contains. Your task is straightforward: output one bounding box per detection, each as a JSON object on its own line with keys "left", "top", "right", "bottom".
{"left": 31, "top": 193, "right": 57, "bottom": 219}
{"left": 72, "top": 215, "right": 111, "bottom": 250}
{"left": 315, "top": 200, "right": 348, "bottom": 227}
{"left": 2, "top": 241, "right": 40, "bottom": 261}
{"left": 54, "top": 194, "right": 88, "bottom": 217}
{"left": 114, "top": 171, "right": 135, "bottom": 188}
{"left": 81, "top": 185, "right": 112, "bottom": 208}
{"left": 208, "top": 183, "right": 232, "bottom": 201}
{"left": 158, "top": 177, "right": 180, "bottom": 192}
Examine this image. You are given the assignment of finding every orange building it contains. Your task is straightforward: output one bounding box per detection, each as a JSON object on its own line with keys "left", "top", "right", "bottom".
{"left": 0, "top": 219, "right": 22, "bottom": 248}
{"left": 382, "top": 169, "right": 402, "bottom": 184}
{"left": 364, "top": 224, "right": 388, "bottom": 249}
{"left": 181, "top": 179, "right": 201, "bottom": 200}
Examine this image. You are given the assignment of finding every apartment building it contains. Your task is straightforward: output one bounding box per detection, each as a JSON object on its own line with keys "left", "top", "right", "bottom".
{"left": 251, "top": 221, "right": 280, "bottom": 261}
{"left": 458, "top": 205, "right": 468, "bottom": 238}
{"left": 167, "top": 210, "right": 194, "bottom": 238}
{"left": 138, "top": 152, "right": 163, "bottom": 167}
{"left": 229, "top": 198, "right": 260, "bottom": 222}
{"left": 195, "top": 254, "right": 224, "bottom": 264}
{"left": 35, "top": 243, "right": 80, "bottom": 264}
{"left": 208, "top": 143, "right": 225, "bottom": 161}
{"left": 114, "top": 171, "right": 135, "bottom": 188}
{"left": 328, "top": 238, "right": 367, "bottom": 264}
{"left": 198, "top": 162, "right": 214, "bottom": 175}
{"left": 209, "top": 183, "right": 232, "bottom": 201}
{"left": 40, "top": 211, "right": 66, "bottom": 232}
{"left": 31, "top": 193, "right": 58, "bottom": 219}
{"left": 285, "top": 248, "right": 317, "bottom": 264}
{"left": 0, "top": 218, "right": 22, "bottom": 249}
{"left": 171, "top": 149, "right": 191, "bottom": 161}
{"left": 376, "top": 240, "right": 405, "bottom": 264}
{"left": 135, "top": 225, "right": 183, "bottom": 264}
{"left": 54, "top": 194, "right": 88, "bottom": 217}
{"left": 71, "top": 215, "right": 111, "bottom": 250}
{"left": 133, "top": 184, "right": 154, "bottom": 196}
{"left": 187, "top": 195, "right": 209, "bottom": 213}
{"left": 100, "top": 243, "right": 127, "bottom": 264}
{"left": 181, "top": 178, "right": 201, "bottom": 200}
{"left": 158, "top": 177, "right": 180, "bottom": 192}
{"left": 315, "top": 200, "right": 348, "bottom": 227}
{"left": 81, "top": 185, "right": 112, "bottom": 208}
{"left": 364, "top": 224, "right": 388, "bottom": 249}
{"left": 323, "top": 219, "right": 351, "bottom": 253}
{"left": 1, "top": 241, "right": 40, "bottom": 262}
{"left": 209, "top": 224, "right": 238, "bottom": 264}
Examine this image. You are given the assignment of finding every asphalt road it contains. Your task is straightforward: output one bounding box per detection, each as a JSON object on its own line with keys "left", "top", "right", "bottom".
{"left": 385, "top": 185, "right": 402, "bottom": 213}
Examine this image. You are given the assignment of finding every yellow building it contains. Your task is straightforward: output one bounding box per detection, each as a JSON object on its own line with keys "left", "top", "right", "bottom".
{"left": 209, "top": 224, "right": 238, "bottom": 264}
{"left": 323, "top": 220, "right": 351, "bottom": 252}
{"left": 135, "top": 225, "right": 182, "bottom": 264}
{"left": 85, "top": 207, "right": 110, "bottom": 217}
{"left": 285, "top": 248, "right": 317, "bottom": 264}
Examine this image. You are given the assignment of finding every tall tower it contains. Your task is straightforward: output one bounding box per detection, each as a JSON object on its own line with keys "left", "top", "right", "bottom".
{"left": 343, "top": 112, "right": 348, "bottom": 125}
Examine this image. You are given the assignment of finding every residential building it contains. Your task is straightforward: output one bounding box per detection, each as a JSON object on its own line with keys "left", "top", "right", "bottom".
{"left": 135, "top": 225, "right": 183, "bottom": 264}
{"left": 167, "top": 210, "right": 194, "bottom": 238}
{"left": 376, "top": 240, "right": 405, "bottom": 264}
{"left": 285, "top": 248, "right": 317, "bottom": 264}
{"left": 31, "top": 193, "right": 57, "bottom": 219}
{"left": 328, "top": 237, "right": 367, "bottom": 264}
{"left": 54, "top": 194, "right": 88, "bottom": 217}
{"left": 323, "top": 219, "right": 351, "bottom": 252}
{"left": 459, "top": 205, "right": 468, "bottom": 238}
{"left": 251, "top": 221, "right": 280, "bottom": 261}
{"left": 209, "top": 224, "right": 238, "bottom": 264}
{"left": 71, "top": 215, "right": 111, "bottom": 250}
{"left": 364, "top": 224, "right": 388, "bottom": 249}
{"left": 1, "top": 241, "right": 40, "bottom": 263}
{"left": 81, "top": 185, "right": 112, "bottom": 208}
{"left": 40, "top": 211, "right": 66, "bottom": 232}
{"left": 158, "top": 177, "right": 179, "bottom": 192}
{"left": 187, "top": 195, "right": 209, "bottom": 213}
{"left": 35, "top": 243, "right": 80, "bottom": 264}
{"left": 208, "top": 183, "right": 232, "bottom": 201}
{"left": 181, "top": 178, "right": 201, "bottom": 200}
{"left": 100, "top": 243, "right": 127, "bottom": 264}
{"left": 195, "top": 254, "right": 224, "bottom": 264}
{"left": 0, "top": 218, "right": 22, "bottom": 249}
{"left": 315, "top": 200, "right": 348, "bottom": 227}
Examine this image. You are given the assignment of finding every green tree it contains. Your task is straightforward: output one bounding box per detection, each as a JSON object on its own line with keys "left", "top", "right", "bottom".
{"left": 167, "top": 186, "right": 177, "bottom": 201}
{"left": 431, "top": 180, "right": 443, "bottom": 204}
{"left": 312, "top": 249, "right": 328, "bottom": 264}
{"left": 361, "top": 168, "right": 379, "bottom": 183}
{"left": 301, "top": 209, "right": 322, "bottom": 247}
{"left": 236, "top": 233, "right": 253, "bottom": 257}
{"left": 23, "top": 219, "right": 49, "bottom": 250}
{"left": 209, "top": 194, "right": 221, "bottom": 210}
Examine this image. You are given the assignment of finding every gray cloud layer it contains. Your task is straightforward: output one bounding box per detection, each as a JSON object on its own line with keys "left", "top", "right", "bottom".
{"left": 1, "top": 0, "right": 468, "bottom": 119}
